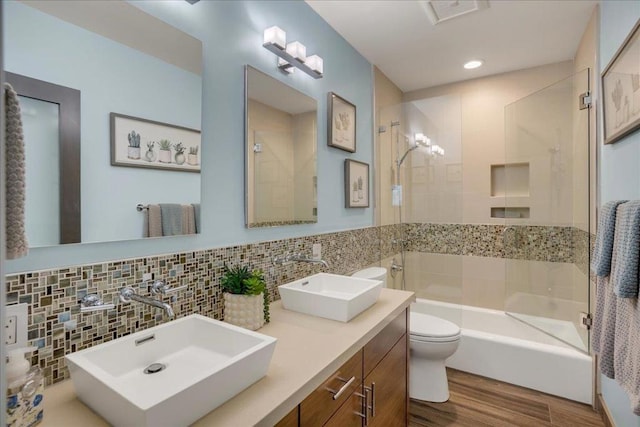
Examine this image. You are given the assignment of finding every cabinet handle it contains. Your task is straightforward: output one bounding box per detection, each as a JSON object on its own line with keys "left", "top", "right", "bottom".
{"left": 331, "top": 376, "right": 356, "bottom": 400}
{"left": 355, "top": 390, "right": 369, "bottom": 426}
{"left": 365, "top": 382, "right": 376, "bottom": 417}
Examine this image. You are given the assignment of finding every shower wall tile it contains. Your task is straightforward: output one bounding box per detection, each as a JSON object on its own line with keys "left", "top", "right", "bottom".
{"left": 5, "top": 226, "right": 383, "bottom": 386}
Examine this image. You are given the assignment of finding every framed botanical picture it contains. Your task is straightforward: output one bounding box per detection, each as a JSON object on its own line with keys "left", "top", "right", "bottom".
{"left": 344, "top": 159, "right": 369, "bottom": 208}
{"left": 328, "top": 92, "right": 356, "bottom": 152}
{"left": 110, "top": 113, "right": 201, "bottom": 172}
{"left": 602, "top": 18, "right": 640, "bottom": 145}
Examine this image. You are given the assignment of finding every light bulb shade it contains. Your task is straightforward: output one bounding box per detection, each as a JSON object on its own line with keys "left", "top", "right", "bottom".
{"left": 286, "top": 41, "right": 307, "bottom": 62}
{"left": 264, "top": 26, "right": 286, "bottom": 50}
{"left": 306, "top": 55, "right": 324, "bottom": 74}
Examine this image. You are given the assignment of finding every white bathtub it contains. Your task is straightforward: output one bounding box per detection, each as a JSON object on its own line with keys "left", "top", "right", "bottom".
{"left": 411, "top": 298, "right": 593, "bottom": 404}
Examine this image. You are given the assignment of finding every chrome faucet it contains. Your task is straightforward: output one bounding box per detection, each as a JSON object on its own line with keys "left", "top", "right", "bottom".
{"left": 120, "top": 286, "right": 175, "bottom": 319}
{"left": 273, "top": 251, "right": 329, "bottom": 268}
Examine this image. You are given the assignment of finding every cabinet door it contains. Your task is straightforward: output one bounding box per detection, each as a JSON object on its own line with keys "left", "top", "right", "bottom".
{"left": 364, "top": 334, "right": 407, "bottom": 427}
{"left": 324, "top": 392, "right": 364, "bottom": 427}
{"left": 363, "top": 311, "right": 407, "bottom": 377}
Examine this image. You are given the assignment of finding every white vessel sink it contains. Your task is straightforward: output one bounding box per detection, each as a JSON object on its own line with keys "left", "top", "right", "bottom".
{"left": 65, "top": 314, "right": 277, "bottom": 427}
{"left": 278, "top": 273, "right": 383, "bottom": 322}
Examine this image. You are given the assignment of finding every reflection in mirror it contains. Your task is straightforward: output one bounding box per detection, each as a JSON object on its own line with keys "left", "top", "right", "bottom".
{"left": 4, "top": 0, "right": 203, "bottom": 246}
{"left": 245, "top": 66, "right": 318, "bottom": 228}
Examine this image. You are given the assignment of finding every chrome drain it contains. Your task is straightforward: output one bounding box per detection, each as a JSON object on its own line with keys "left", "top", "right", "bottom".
{"left": 143, "top": 363, "right": 166, "bottom": 374}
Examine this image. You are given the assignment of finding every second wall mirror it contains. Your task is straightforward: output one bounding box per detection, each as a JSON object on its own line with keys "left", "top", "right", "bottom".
{"left": 245, "top": 66, "right": 318, "bottom": 228}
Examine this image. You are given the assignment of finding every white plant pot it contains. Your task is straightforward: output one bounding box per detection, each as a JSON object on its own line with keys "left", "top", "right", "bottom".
{"left": 188, "top": 153, "right": 199, "bottom": 166}
{"left": 223, "top": 292, "right": 265, "bottom": 331}
{"left": 127, "top": 146, "right": 141, "bottom": 160}
{"left": 159, "top": 149, "right": 171, "bottom": 163}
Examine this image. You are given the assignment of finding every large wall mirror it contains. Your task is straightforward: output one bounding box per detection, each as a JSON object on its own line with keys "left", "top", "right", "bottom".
{"left": 4, "top": 0, "right": 203, "bottom": 246}
{"left": 245, "top": 66, "right": 318, "bottom": 228}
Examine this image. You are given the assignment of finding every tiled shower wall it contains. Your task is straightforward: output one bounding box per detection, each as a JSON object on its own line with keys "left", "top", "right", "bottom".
{"left": 5, "top": 222, "right": 587, "bottom": 386}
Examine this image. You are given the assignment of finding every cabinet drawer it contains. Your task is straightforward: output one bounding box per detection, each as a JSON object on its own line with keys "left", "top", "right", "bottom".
{"left": 300, "top": 350, "right": 363, "bottom": 427}
{"left": 363, "top": 310, "right": 407, "bottom": 377}
{"left": 324, "top": 391, "right": 365, "bottom": 427}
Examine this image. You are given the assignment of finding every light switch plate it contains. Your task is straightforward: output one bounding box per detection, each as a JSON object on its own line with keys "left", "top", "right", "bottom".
{"left": 5, "top": 303, "right": 28, "bottom": 350}
{"left": 312, "top": 243, "right": 322, "bottom": 260}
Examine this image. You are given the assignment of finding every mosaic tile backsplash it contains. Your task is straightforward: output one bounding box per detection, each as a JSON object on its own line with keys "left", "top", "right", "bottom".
{"left": 5, "top": 222, "right": 587, "bottom": 386}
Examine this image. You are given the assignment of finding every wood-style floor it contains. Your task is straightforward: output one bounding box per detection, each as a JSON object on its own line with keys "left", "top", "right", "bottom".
{"left": 409, "top": 369, "right": 604, "bottom": 427}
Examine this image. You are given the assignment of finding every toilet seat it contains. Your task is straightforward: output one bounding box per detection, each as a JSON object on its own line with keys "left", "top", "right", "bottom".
{"left": 410, "top": 312, "right": 461, "bottom": 343}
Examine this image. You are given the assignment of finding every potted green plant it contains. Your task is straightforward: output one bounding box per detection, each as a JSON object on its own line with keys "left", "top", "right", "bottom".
{"left": 158, "top": 139, "right": 172, "bottom": 163}
{"left": 221, "top": 265, "right": 270, "bottom": 330}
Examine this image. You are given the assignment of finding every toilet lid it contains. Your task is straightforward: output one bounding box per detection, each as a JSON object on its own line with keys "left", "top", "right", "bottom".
{"left": 410, "top": 312, "right": 461, "bottom": 339}
{"left": 351, "top": 267, "right": 386, "bottom": 280}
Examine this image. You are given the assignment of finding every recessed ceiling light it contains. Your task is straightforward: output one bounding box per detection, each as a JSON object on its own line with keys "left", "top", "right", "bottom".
{"left": 463, "top": 60, "right": 483, "bottom": 69}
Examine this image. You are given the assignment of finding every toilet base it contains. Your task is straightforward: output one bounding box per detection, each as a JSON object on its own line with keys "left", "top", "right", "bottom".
{"left": 409, "top": 351, "right": 451, "bottom": 403}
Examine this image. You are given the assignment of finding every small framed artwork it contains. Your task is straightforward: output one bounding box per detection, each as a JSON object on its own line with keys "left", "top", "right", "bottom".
{"left": 344, "top": 159, "right": 369, "bottom": 208}
{"left": 602, "top": 18, "right": 640, "bottom": 145}
{"left": 328, "top": 92, "right": 356, "bottom": 152}
{"left": 110, "top": 113, "right": 201, "bottom": 172}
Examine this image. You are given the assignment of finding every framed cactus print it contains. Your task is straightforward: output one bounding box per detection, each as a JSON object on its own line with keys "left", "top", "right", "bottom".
{"left": 328, "top": 92, "right": 356, "bottom": 152}
{"left": 344, "top": 159, "right": 369, "bottom": 208}
{"left": 110, "top": 113, "right": 201, "bottom": 172}
{"left": 602, "top": 18, "right": 640, "bottom": 145}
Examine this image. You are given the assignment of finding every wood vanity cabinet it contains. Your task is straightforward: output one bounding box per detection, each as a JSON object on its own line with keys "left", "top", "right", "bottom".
{"left": 277, "top": 309, "right": 408, "bottom": 427}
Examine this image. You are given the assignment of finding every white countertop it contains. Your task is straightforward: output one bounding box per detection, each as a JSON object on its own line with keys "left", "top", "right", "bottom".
{"left": 41, "top": 288, "right": 415, "bottom": 427}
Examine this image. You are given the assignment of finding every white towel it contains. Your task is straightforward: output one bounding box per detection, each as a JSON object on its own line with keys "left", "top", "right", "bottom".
{"left": 4, "top": 83, "right": 28, "bottom": 259}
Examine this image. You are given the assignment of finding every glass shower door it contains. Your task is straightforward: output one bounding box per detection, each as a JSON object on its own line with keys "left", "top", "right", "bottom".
{"left": 503, "top": 70, "right": 591, "bottom": 352}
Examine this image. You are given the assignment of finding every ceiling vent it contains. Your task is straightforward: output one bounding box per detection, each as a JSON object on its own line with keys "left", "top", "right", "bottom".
{"left": 422, "top": 0, "right": 489, "bottom": 25}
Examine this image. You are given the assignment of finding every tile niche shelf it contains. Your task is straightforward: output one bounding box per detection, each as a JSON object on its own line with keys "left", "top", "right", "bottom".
{"left": 490, "top": 163, "right": 530, "bottom": 219}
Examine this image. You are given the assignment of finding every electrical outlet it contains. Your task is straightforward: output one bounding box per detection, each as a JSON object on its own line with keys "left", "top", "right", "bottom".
{"left": 5, "top": 303, "right": 28, "bottom": 350}
{"left": 5, "top": 315, "right": 17, "bottom": 345}
{"left": 312, "top": 243, "right": 322, "bottom": 260}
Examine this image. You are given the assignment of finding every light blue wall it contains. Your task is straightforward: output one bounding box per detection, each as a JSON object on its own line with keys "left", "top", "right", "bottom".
{"left": 5, "top": 0, "right": 374, "bottom": 273}
{"left": 599, "top": 1, "right": 640, "bottom": 425}
{"left": 4, "top": 1, "right": 201, "bottom": 245}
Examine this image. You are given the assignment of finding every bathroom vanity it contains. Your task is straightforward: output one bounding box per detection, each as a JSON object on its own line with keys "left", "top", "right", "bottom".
{"left": 39, "top": 288, "right": 414, "bottom": 427}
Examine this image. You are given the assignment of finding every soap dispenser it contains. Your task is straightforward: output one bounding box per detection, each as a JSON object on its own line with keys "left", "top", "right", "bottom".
{"left": 6, "top": 347, "right": 44, "bottom": 427}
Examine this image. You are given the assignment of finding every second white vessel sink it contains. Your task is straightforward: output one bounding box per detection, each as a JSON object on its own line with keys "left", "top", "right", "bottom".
{"left": 278, "top": 273, "right": 383, "bottom": 322}
{"left": 65, "top": 314, "right": 277, "bottom": 427}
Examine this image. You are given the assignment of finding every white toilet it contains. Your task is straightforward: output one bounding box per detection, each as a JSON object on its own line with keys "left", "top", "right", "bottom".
{"left": 352, "top": 267, "right": 461, "bottom": 403}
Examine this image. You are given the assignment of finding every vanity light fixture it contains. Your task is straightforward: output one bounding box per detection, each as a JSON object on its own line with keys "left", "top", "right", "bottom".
{"left": 463, "top": 59, "right": 483, "bottom": 69}
{"left": 263, "top": 26, "right": 323, "bottom": 79}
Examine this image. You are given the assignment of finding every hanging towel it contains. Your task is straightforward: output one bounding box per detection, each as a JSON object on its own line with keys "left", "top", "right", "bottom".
{"left": 144, "top": 205, "right": 163, "bottom": 237}
{"left": 611, "top": 201, "right": 640, "bottom": 297}
{"left": 4, "top": 83, "right": 28, "bottom": 259}
{"left": 192, "top": 203, "right": 201, "bottom": 233}
{"left": 592, "top": 274, "right": 617, "bottom": 379}
{"left": 159, "top": 204, "right": 183, "bottom": 236}
{"left": 613, "top": 293, "right": 640, "bottom": 415}
{"left": 182, "top": 205, "right": 196, "bottom": 235}
{"left": 591, "top": 200, "right": 627, "bottom": 276}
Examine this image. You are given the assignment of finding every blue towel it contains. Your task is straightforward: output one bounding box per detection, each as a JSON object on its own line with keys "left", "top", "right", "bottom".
{"left": 159, "top": 204, "right": 183, "bottom": 236}
{"left": 611, "top": 201, "right": 640, "bottom": 298}
{"left": 192, "top": 203, "right": 201, "bottom": 233}
{"left": 591, "top": 200, "right": 628, "bottom": 277}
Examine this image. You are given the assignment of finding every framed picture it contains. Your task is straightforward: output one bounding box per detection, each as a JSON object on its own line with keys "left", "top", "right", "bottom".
{"left": 110, "top": 113, "right": 201, "bottom": 172}
{"left": 344, "top": 159, "right": 369, "bottom": 208}
{"left": 602, "top": 18, "right": 640, "bottom": 145}
{"left": 328, "top": 92, "right": 356, "bottom": 152}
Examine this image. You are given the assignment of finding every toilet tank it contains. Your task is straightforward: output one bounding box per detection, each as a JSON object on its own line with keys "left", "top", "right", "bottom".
{"left": 351, "top": 267, "right": 387, "bottom": 287}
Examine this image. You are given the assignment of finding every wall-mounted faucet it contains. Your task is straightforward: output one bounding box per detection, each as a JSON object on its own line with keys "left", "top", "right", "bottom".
{"left": 273, "top": 251, "right": 329, "bottom": 268}
{"left": 120, "top": 286, "right": 175, "bottom": 319}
